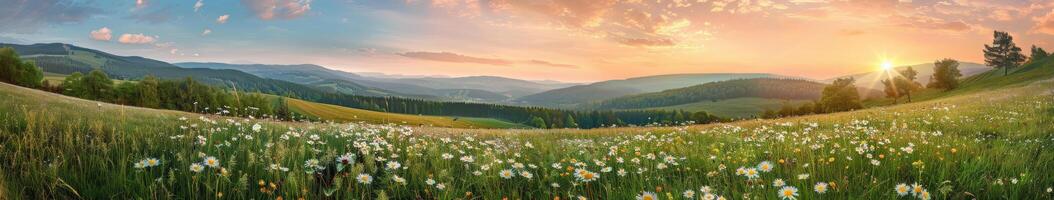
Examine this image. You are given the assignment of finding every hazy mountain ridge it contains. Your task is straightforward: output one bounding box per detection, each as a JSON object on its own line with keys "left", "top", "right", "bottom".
{"left": 515, "top": 73, "right": 798, "bottom": 107}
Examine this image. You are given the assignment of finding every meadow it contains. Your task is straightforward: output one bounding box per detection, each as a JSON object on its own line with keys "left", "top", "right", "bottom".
{"left": 1, "top": 72, "right": 1053, "bottom": 199}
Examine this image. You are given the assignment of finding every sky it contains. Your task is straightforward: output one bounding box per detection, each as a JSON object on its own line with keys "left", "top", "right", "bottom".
{"left": 1, "top": 0, "right": 1054, "bottom": 83}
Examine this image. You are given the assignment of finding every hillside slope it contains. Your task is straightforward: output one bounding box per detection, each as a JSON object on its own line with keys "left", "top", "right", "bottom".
{"left": 2, "top": 62, "right": 1052, "bottom": 199}
{"left": 0, "top": 82, "right": 520, "bottom": 129}
{"left": 1, "top": 43, "right": 386, "bottom": 98}
{"left": 591, "top": 78, "right": 826, "bottom": 110}
{"left": 516, "top": 73, "right": 792, "bottom": 106}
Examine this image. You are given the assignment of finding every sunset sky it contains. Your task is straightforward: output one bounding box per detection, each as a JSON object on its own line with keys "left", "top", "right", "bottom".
{"left": 2, "top": 0, "right": 1054, "bottom": 82}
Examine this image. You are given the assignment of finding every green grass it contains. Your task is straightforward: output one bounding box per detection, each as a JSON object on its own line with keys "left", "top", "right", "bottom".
{"left": 643, "top": 97, "right": 810, "bottom": 119}
{"left": 286, "top": 98, "right": 527, "bottom": 129}
{"left": 1, "top": 61, "right": 1053, "bottom": 199}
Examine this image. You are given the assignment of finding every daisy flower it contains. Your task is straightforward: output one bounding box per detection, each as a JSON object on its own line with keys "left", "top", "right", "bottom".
{"left": 911, "top": 183, "right": 924, "bottom": 196}
{"left": 386, "top": 161, "right": 401, "bottom": 170}
{"left": 918, "top": 189, "right": 931, "bottom": 200}
{"left": 574, "top": 169, "right": 599, "bottom": 182}
{"left": 356, "top": 173, "right": 373, "bottom": 184}
{"left": 520, "top": 171, "right": 534, "bottom": 179}
{"left": 895, "top": 183, "right": 910, "bottom": 196}
{"left": 203, "top": 156, "right": 220, "bottom": 168}
{"left": 814, "top": 182, "right": 828, "bottom": 194}
{"left": 745, "top": 168, "right": 760, "bottom": 179}
{"left": 773, "top": 179, "right": 786, "bottom": 187}
{"left": 436, "top": 183, "right": 446, "bottom": 190}
{"left": 499, "top": 169, "right": 514, "bottom": 179}
{"left": 758, "top": 161, "right": 774, "bottom": 172}
{"left": 683, "top": 190, "right": 696, "bottom": 198}
{"left": 636, "top": 191, "right": 658, "bottom": 200}
{"left": 702, "top": 193, "right": 716, "bottom": 200}
{"left": 778, "top": 186, "right": 798, "bottom": 200}
{"left": 189, "top": 163, "right": 204, "bottom": 173}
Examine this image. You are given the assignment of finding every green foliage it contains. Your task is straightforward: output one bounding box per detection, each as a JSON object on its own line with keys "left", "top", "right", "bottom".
{"left": 0, "top": 47, "right": 43, "bottom": 88}
{"left": 928, "top": 59, "right": 962, "bottom": 90}
{"left": 1031, "top": 45, "right": 1048, "bottom": 62}
{"left": 983, "top": 30, "right": 1027, "bottom": 76}
{"left": 528, "top": 116, "right": 547, "bottom": 128}
{"left": 819, "top": 78, "right": 863, "bottom": 112}
{"left": 81, "top": 69, "right": 115, "bottom": 101}
{"left": 881, "top": 67, "right": 922, "bottom": 103}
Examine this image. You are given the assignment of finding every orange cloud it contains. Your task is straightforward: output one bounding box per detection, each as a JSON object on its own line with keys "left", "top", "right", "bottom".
{"left": 240, "top": 0, "right": 312, "bottom": 20}
{"left": 89, "top": 27, "right": 112, "bottom": 41}
{"left": 1033, "top": 9, "right": 1054, "bottom": 35}
{"left": 216, "top": 14, "right": 229, "bottom": 24}
{"left": 118, "top": 33, "right": 156, "bottom": 44}
{"left": 399, "top": 51, "right": 513, "bottom": 66}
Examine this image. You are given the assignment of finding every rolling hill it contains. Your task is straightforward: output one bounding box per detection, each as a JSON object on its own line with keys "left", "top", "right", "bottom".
{"left": 515, "top": 73, "right": 793, "bottom": 107}
{"left": 2, "top": 55, "right": 1052, "bottom": 199}
{"left": 176, "top": 62, "right": 575, "bottom": 102}
{"left": 0, "top": 43, "right": 390, "bottom": 98}
{"left": 827, "top": 61, "right": 990, "bottom": 90}
{"left": 591, "top": 78, "right": 827, "bottom": 110}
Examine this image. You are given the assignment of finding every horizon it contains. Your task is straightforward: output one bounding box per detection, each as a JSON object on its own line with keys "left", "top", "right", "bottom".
{"left": 2, "top": 0, "right": 1053, "bottom": 82}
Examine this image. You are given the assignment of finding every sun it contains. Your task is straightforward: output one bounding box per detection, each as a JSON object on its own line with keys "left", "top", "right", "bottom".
{"left": 881, "top": 60, "right": 894, "bottom": 71}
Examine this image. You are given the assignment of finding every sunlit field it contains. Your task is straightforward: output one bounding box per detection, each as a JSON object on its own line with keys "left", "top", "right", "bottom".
{"left": 2, "top": 78, "right": 1052, "bottom": 199}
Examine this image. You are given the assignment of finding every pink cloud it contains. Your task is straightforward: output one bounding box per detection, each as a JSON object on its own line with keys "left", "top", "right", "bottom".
{"left": 240, "top": 0, "right": 312, "bottom": 20}
{"left": 89, "top": 27, "right": 112, "bottom": 41}
{"left": 399, "top": 51, "right": 513, "bottom": 66}
{"left": 117, "top": 33, "right": 156, "bottom": 44}
{"left": 1032, "top": 9, "right": 1054, "bottom": 35}
{"left": 216, "top": 14, "right": 229, "bottom": 24}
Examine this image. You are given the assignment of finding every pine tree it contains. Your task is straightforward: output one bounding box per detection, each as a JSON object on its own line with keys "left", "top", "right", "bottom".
{"left": 984, "top": 31, "right": 1027, "bottom": 75}
{"left": 1031, "top": 45, "right": 1049, "bottom": 62}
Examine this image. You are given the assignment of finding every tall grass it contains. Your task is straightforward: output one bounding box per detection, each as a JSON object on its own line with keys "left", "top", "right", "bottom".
{"left": 0, "top": 81, "right": 1053, "bottom": 199}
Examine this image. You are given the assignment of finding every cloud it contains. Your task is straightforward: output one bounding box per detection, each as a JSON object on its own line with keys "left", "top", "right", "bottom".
{"left": 399, "top": 51, "right": 513, "bottom": 66}
{"left": 0, "top": 0, "right": 102, "bottom": 33}
{"left": 1032, "top": 9, "right": 1054, "bottom": 35}
{"left": 89, "top": 27, "right": 112, "bottom": 41}
{"left": 614, "top": 37, "right": 676, "bottom": 47}
{"left": 216, "top": 14, "right": 230, "bottom": 24}
{"left": 240, "top": 0, "right": 313, "bottom": 20}
{"left": 892, "top": 15, "right": 972, "bottom": 32}
{"left": 398, "top": 51, "right": 578, "bottom": 68}
{"left": 201, "top": 29, "right": 212, "bottom": 36}
{"left": 194, "top": 0, "right": 204, "bottom": 12}
{"left": 526, "top": 60, "right": 578, "bottom": 68}
{"left": 118, "top": 33, "right": 157, "bottom": 44}
{"left": 136, "top": 0, "right": 146, "bottom": 8}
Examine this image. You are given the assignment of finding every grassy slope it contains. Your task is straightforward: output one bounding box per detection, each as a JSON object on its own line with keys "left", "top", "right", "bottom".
{"left": 643, "top": 97, "right": 810, "bottom": 118}
{"left": 0, "top": 59, "right": 1052, "bottom": 199}
{"left": 285, "top": 98, "right": 527, "bottom": 129}
{"left": 866, "top": 56, "right": 1054, "bottom": 106}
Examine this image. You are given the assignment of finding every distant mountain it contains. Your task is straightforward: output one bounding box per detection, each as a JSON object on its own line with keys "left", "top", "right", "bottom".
{"left": 0, "top": 43, "right": 382, "bottom": 97}
{"left": 590, "top": 78, "right": 827, "bottom": 110}
{"left": 177, "top": 62, "right": 577, "bottom": 102}
{"left": 376, "top": 76, "right": 580, "bottom": 98}
{"left": 826, "top": 62, "right": 990, "bottom": 91}
{"left": 515, "top": 73, "right": 793, "bottom": 107}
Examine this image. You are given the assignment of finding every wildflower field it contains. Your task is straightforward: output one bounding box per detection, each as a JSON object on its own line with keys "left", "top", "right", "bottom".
{"left": 1, "top": 80, "right": 1053, "bottom": 199}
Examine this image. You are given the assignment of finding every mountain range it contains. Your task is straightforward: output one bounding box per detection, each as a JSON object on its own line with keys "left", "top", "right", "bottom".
{"left": 175, "top": 62, "right": 577, "bottom": 102}
{"left": 514, "top": 73, "right": 798, "bottom": 107}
